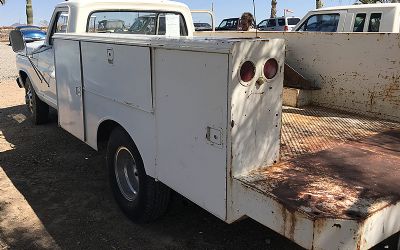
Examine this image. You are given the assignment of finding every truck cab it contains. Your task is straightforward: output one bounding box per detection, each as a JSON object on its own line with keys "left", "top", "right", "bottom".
{"left": 15, "top": 0, "right": 195, "bottom": 123}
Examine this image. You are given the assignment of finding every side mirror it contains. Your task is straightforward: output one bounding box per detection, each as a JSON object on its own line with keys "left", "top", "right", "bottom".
{"left": 9, "top": 30, "right": 26, "bottom": 53}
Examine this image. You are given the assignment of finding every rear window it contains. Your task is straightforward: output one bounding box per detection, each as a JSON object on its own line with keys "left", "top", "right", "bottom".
{"left": 278, "top": 18, "right": 285, "bottom": 26}
{"left": 288, "top": 18, "right": 300, "bottom": 26}
{"left": 368, "top": 13, "right": 382, "bottom": 32}
{"left": 87, "top": 11, "right": 188, "bottom": 36}
{"left": 297, "top": 14, "right": 340, "bottom": 32}
{"left": 353, "top": 13, "right": 366, "bottom": 32}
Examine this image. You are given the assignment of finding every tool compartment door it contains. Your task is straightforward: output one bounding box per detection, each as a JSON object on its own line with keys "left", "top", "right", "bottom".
{"left": 155, "top": 48, "right": 229, "bottom": 220}
{"left": 54, "top": 39, "right": 85, "bottom": 141}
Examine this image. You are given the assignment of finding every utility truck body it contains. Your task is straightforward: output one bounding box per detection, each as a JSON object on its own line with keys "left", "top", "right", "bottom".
{"left": 53, "top": 32, "right": 284, "bottom": 221}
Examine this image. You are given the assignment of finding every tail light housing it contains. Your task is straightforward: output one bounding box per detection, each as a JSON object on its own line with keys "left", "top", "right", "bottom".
{"left": 284, "top": 25, "right": 289, "bottom": 31}
{"left": 240, "top": 61, "right": 256, "bottom": 83}
{"left": 264, "top": 59, "right": 278, "bottom": 79}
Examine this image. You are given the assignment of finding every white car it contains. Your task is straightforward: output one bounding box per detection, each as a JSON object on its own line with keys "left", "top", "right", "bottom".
{"left": 257, "top": 17, "right": 300, "bottom": 31}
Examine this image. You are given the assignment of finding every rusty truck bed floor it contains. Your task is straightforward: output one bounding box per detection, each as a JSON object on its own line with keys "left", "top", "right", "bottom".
{"left": 280, "top": 106, "right": 400, "bottom": 160}
{"left": 238, "top": 106, "right": 400, "bottom": 220}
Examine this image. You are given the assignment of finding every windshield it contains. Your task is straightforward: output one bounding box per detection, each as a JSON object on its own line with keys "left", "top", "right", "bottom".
{"left": 18, "top": 26, "right": 40, "bottom": 30}
{"left": 218, "top": 19, "right": 238, "bottom": 29}
{"left": 194, "top": 23, "right": 211, "bottom": 28}
{"left": 297, "top": 14, "right": 340, "bottom": 32}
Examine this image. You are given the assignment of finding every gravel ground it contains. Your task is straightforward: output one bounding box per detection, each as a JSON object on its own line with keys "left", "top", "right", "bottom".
{"left": 0, "top": 43, "right": 17, "bottom": 83}
{"left": 0, "top": 42, "right": 398, "bottom": 250}
{"left": 0, "top": 42, "right": 303, "bottom": 250}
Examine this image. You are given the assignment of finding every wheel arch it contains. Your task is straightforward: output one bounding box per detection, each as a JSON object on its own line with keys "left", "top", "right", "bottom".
{"left": 18, "top": 70, "right": 29, "bottom": 88}
{"left": 94, "top": 117, "right": 156, "bottom": 178}
{"left": 96, "top": 119, "right": 143, "bottom": 156}
{"left": 96, "top": 119, "right": 121, "bottom": 152}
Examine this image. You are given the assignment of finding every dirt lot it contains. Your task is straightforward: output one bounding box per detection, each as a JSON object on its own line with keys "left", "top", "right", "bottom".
{"left": 0, "top": 42, "right": 305, "bottom": 249}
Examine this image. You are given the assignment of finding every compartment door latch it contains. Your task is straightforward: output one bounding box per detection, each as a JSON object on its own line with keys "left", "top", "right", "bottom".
{"left": 206, "top": 126, "right": 222, "bottom": 146}
{"left": 107, "top": 48, "right": 114, "bottom": 64}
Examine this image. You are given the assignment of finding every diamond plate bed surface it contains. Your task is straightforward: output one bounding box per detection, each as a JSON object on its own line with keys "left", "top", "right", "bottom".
{"left": 280, "top": 106, "right": 400, "bottom": 160}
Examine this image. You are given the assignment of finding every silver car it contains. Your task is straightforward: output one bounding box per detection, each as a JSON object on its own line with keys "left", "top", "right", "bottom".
{"left": 257, "top": 17, "right": 300, "bottom": 31}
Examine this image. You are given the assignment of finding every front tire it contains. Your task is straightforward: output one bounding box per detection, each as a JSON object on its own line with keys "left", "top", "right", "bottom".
{"left": 106, "top": 127, "right": 170, "bottom": 223}
{"left": 25, "top": 78, "right": 49, "bottom": 125}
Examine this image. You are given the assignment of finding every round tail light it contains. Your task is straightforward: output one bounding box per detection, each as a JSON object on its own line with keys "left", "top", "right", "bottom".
{"left": 264, "top": 59, "right": 278, "bottom": 79}
{"left": 240, "top": 61, "right": 256, "bottom": 83}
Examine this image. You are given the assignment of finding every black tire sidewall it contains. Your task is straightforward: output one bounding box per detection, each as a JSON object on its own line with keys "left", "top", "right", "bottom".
{"left": 25, "top": 78, "right": 37, "bottom": 119}
{"left": 25, "top": 78, "right": 48, "bottom": 125}
{"left": 106, "top": 127, "right": 147, "bottom": 220}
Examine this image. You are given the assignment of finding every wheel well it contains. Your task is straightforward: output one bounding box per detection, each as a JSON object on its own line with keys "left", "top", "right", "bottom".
{"left": 19, "top": 71, "right": 28, "bottom": 88}
{"left": 97, "top": 120, "right": 121, "bottom": 152}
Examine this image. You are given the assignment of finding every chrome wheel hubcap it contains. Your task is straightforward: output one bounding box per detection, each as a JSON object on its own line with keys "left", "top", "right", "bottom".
{"left": 114, "top": 147, "right": 139, "bottom": 202}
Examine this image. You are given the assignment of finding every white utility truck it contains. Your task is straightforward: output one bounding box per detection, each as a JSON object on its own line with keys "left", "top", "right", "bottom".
{"left": 294, "top": 3, "right": 400, "bottom": 32}
{"left": 10, "top": 1, "right": 400, "bottom": 249}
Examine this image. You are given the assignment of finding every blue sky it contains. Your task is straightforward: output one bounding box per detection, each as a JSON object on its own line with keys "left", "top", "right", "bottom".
{"left": 0, "top": 0, "right": 356, "bottom": 26}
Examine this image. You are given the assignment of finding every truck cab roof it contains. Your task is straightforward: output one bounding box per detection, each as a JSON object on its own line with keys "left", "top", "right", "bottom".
{"left": 58, "top": 0, "right": 187, "bottom": 8}
{"left": 313, "top": 3, "right": 400, "bottom": 12}
{"left": 53, "top": 0, "right": 194, "bottom": 34}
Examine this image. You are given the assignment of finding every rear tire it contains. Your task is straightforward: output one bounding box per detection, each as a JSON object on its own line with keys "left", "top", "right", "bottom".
{"left": 106, "top": 127, "right": 170, "bottom": 223}
{"left": 25, "top": 78, "right": 49, "bottom": 125}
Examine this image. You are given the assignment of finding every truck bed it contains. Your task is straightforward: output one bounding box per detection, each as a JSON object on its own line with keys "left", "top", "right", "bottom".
{"left": 280, "top": 106, "right": 400, "bottom": 161}
{"left": 233, "top": 106, "right": 400, "bottom": 249}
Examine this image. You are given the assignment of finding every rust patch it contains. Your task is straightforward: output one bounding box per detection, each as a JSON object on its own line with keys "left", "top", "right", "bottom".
{"left": 367, "top": 74, "right": 400, "bottom": 110}
{"left": 240, "top": 127, "right": 400, "bottom": 221}
{"left": 382, "top": 75, "right": 400, "bottom": 106}
{"left": 284, "top": 63, "right": 319, "bottom": 90}
{"left": 314, "top": 219, "right": 327, "bottom": 238}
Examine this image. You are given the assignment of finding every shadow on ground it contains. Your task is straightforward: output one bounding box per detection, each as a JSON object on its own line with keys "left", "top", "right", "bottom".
{"left": 0, "top": 104, "right": 303, "bottom": 250}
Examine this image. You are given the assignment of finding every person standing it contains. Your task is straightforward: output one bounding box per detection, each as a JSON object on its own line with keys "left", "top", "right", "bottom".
{"left": 239, "top": 12, "right": 257, "bottom": 31}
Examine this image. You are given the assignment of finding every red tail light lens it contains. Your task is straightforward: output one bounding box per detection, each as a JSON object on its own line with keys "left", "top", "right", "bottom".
{"left": 240, "top": 61, "right": 256, "bottom": 83}
{"left": 284, "top": 25, "right": 289, "bottom": 31}
{"left": 264, "top": 59, "right": 278, "bottom": 79}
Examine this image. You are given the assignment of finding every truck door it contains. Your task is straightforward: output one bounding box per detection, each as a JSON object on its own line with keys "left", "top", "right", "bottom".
{"left": 54, "top": 39, "right": 85, "bottom": 141}
{"left": 34, "top": 8, "right": 69, "bottom": 107}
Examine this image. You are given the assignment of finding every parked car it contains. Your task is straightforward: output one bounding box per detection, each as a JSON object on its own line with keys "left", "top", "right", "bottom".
{"left": 257, "top": 17, "right": 300, "bottom": 31}
{"left": 10, "top": 26, "right": 46, "bottom": 43}
{"left": 294, "top": 3, "right": 400, "bottom": 32}
{"left": 216, "top": 17, "right": 239, "bottom": 31}
{"left": 194, "top": 22, "right": 212, "bottom": 31}
{"left": 216, "top": 17, "right": 257, "bottom": 31}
